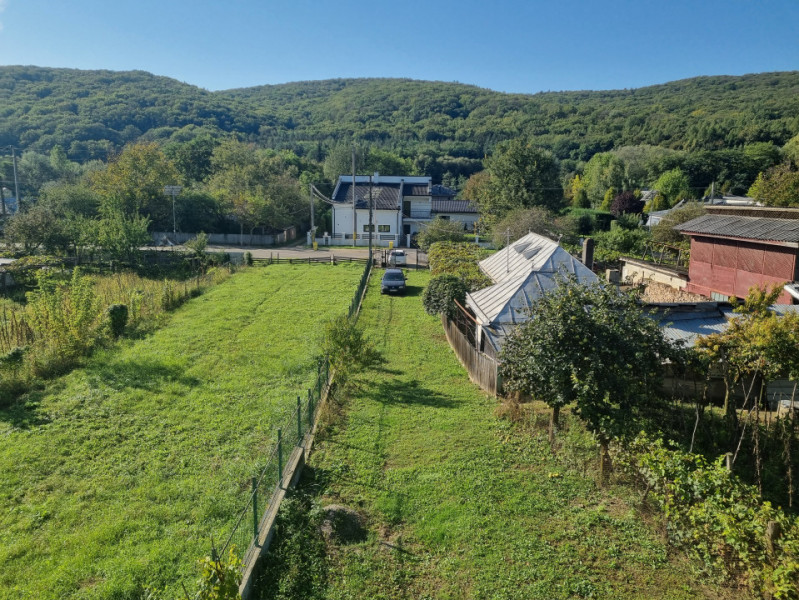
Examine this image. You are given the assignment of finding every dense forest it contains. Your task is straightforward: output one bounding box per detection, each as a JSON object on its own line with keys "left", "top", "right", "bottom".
{"left": 3, "top": 66, "right": 799, "bottom": 166}
{"left": 2, "top": 66, "right": 799, "bottom": 247}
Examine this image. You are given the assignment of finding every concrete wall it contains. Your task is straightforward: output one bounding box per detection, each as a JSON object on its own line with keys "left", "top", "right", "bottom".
{"left": 621, "top": 258, "right": 689, "bottom": 289}
{"left": 152, "top": 228, "right": 296, "bottom": 247}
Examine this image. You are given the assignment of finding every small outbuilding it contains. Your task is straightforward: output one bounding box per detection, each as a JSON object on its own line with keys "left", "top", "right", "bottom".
{"left": 466, "top": 233, "right": 598, "bottom": 354}
{"left": 677, "top": 206, "right": 799, "bottom": 304}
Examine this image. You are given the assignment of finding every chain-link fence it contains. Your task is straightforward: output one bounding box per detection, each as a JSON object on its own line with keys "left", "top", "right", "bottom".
{"left": 212, "top": 256, "right": 371, "bottom": 570}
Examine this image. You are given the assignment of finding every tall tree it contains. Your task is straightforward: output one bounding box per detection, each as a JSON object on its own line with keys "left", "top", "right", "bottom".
{"left": 582, "top": 152, "right": 625, "bottom": 207}
{"left": 748, "top": 162, "right": 799, "bottom": 207}
{"left": 478, "top": 139, "right": 562, "bottom": 223}
{"left": 88, "top": 142, "right": 179, "bottom": 229}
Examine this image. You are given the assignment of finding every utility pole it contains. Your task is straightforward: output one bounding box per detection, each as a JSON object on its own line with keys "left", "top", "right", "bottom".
{"left": 368, "top": 173, "right": 374, "bottom": 258}
{"left": 11, "top": 147, "right": 20, "bottom": 206}
{"left": 163, "top": 185, "right": 182, "bottom": 234}
{"left": 309, "top": 183, "right": 315, "bottom": 240}
{"left": 352, "top": 146, "right": 357, "bottom": 246}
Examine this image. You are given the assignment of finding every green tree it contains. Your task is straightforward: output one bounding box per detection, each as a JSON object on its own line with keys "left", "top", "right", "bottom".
{"left": 491, "top": 207, "right": 556, "bottom": 248}
{"left": 500, "top": 278, "right": 679, "bottom": 453}
{"left": 422, "top": 274, "right": 470, "bottom": 320}
{"left": 89, "top": 142, "right": 180, "bottom": 229}
{"left": 650, "top": 202, "right": 706, "bottom": 245}
{"left": 96, "top": 207, "right": 151, "bottom": 264}
{"left": 582, "top": 152, "right": 625, "bottom": 208}
{"left": 479, "top": 139, "right": 562, "bottom": 222}
{"left": 748, "top": 162, "right": 799, "bottom": 207}
{"left": 653, "top": 167, "right": 691, "bottom": 206}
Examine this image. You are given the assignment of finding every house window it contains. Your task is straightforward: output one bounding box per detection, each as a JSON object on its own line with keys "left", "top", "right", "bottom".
{"left": 363, "top": 224, "right": 374, "bottom": 232}
{"left": 378, "top": 225, "right": 390, "bottom": 232}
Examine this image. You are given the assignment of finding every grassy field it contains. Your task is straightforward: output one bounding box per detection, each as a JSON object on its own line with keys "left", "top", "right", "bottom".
{"left": 258, "top": 270, "right": 751, "bottom": 600}
{"left": 0, "top": 263, "right": 364, "bottom": 600}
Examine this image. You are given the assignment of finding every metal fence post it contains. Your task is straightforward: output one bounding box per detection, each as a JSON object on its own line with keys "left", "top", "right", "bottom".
{"left": 252, "top": 477, "right": 258, "bottom": 540}
{"left": 297, "top": 396, "right": 302, "bottom": 441}
{"left": 308, "top": 389, "right": 314, "bottom": 428}
{"left": 277, "top": 429, "right": 283, "bottom": 486}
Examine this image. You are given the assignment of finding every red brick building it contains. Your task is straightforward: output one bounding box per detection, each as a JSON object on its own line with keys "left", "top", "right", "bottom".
{"left": 678, "top": 207, "right": 799, "bottom": 305}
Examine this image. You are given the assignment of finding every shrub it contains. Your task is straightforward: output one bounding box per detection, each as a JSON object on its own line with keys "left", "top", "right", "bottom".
{"left": 615, "top": 433, "right": 799, "bottom": 598}
{"left": 423, "top": 274, "right": 470, "bottom": 320}
{"left": 322, "top": 317, "right": 383, "bottom": 377}
{"left": 105, "top": 303, "right": 128, "bottom": 338}
{"left": 428, "top": 242, "right": 492, "bottom": 291}
{"left": 417, "top": 219, "right": 466, "bottom": 251}
{"left": 244, "top": 251, "right": 253, "bottom": 266}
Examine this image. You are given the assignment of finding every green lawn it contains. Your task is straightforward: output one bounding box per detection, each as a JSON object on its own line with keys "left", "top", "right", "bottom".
{"left": 0, "top": 264, "right": 364, "bottom": 600}
{"left": 259, "top": 270, "right": 749, "bottom": 600}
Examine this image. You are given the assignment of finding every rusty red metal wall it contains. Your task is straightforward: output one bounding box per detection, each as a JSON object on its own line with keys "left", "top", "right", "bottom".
{"left": 686, "top": 236, "right": 797, "bottom": 304}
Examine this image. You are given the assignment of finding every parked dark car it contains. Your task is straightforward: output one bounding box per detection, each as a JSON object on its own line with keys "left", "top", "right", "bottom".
{"left": 381, "top": 269, "right": 407, "bottom": 294}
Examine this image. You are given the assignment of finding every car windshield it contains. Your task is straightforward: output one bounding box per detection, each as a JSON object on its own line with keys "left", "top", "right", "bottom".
{"left": 384, "top": 272, "right": 404, "bottom": 281}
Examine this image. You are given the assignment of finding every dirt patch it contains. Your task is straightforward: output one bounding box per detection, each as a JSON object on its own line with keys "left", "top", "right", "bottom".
{"left": 320, "top": 504, "right": 367, "bottom": 544}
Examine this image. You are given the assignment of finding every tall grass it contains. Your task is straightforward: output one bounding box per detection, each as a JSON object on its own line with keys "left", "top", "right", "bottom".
{"left": 0, "top": 265, "right": 234, "bottom": 400}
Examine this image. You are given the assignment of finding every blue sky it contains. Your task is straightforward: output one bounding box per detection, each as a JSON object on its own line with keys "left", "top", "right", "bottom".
{"left": 0, "top": 0, "right": 797, "bottom": 93}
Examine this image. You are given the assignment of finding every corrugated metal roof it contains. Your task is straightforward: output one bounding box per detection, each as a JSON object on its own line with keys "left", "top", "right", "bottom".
{"left": 677, "top": 214, "right": 799, "bottom": 243}
{"left": 431, "top": 199, "right": 478, "bottom": 214}
{"left": 466, "top": 233, "right": 597, "bottom": 326}
{"left": 648, "top": 303, "right": 799, "bottom": 345}
{"left": 479, "top": 233, "right": 594, "bottom": 284}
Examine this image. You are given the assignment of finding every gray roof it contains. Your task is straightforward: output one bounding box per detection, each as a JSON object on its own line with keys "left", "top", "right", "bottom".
{"left": 405, "top": 184, "right": 430, "bottom": 196}
{"left": 431, "top": 184, "right": 456, "bottom": 197}
{"left": 648, "top": 303, "right": 799, "bottom": 345}
{"left": 677, "top": 214, "right": 799, "bottom": 244}
{"left": 466, "top": 233, "right": 597, "bottom": 328}
{"left": 431, "top": 199, "right": 478, "bottom": 214}
{"left": 332, "top": 182, "right": 401, "bottom": 210}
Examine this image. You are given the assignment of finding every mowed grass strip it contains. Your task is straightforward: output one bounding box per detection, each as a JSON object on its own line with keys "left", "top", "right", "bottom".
{"left": 289, "top": 270, "right": 748, "bottom": 600}
{"left": 0, "top": 263, "right": 364, "bottom": 600}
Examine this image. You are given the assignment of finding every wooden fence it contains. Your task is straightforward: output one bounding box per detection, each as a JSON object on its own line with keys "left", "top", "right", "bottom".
{"left": 441, "top": 315, "right": 502, "bottom": 396}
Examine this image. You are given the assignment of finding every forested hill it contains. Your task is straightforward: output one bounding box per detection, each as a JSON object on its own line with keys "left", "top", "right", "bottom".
{"left": 2, "top": 66, "right": 799, "bottom": 164}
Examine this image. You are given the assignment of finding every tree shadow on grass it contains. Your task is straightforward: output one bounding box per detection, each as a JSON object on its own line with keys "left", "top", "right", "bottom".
{"left": 85, "top": 357, "right": 201, "bottom": 393}
{"left": 366, "top": 378, "right": 457, "bottom": 409}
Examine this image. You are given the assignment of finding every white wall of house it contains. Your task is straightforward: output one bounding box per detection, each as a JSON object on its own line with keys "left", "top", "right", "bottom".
{"left": 330, "top": 205, "right": 402, "bottom": 246}
{"left": 433, "top": 213, "right": 479, "bottom": 231}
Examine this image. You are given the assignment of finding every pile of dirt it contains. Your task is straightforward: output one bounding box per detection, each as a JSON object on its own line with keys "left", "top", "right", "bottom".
{"left": 640, "top": 282, "right": 706, "bottom": 303}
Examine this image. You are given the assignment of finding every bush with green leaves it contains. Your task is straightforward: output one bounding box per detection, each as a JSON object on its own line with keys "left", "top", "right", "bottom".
{"left": 615, "top": 433, "right": 799, "bottom": 599}
{"left": 244, "top": 251, "right": 253, "bottom": 266}
{"left": 491, "top": 207, "right": 557, "bottom": 249}
{"left": 428, "top": 242, "right": 492, "bottom": 291}
{"left": 423, "top": 274, "right": 470, "bottom": 320}
{"left": 322, "top": 317, "right": 383, "bottom": 377}
{"left": 416, "top": 218, "right": 467, "bottom": 251}
{"left": 26, "top": 267, "right": 103, "bottom": 374}
{"left": 194, "top": 547, "right": 243, "bottom": 600}
{"left": 105, "top": 303, "right": 129, "bottom": 338}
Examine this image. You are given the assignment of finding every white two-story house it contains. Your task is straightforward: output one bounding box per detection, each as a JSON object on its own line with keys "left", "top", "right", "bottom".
{"left": 326, "top": 175, "right": 477, "bottom": 247}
